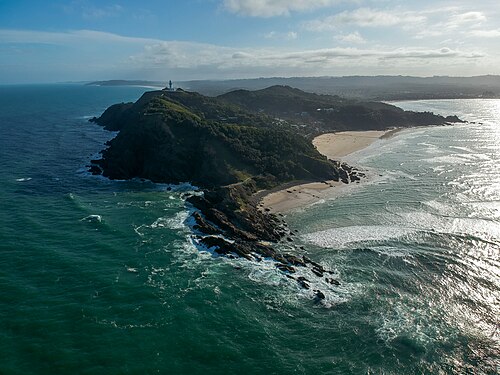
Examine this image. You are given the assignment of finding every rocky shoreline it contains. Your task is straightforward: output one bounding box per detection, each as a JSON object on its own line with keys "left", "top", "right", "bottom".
{"left": 87, "top": 85, "right": 462, "bottom": 303}
{"left": 183, "top": 179, "right": 348, "bottom": 299}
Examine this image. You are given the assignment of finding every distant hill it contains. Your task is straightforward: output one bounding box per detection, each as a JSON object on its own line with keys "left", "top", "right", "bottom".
{"left": 180, "top": 75, "right": 500, "bottom": 100}
{"left": 218, "top": 85, "right": 461, "bottom": 135}
{"left": 87, "top": 76, "right": 500, "bottom": 100}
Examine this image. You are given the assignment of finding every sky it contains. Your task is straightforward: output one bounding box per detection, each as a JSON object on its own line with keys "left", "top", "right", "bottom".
{"left": 1, "top": 0, "right": 499, "bottom": 83}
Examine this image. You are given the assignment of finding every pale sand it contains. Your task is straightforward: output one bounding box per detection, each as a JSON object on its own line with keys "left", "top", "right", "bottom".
{"left": 259, "top": 179, "right": 354, "bottom": 213}
{"left": 260, "top": 130, "right": 395, "bottom": 213}
{"left": 312, "top": 130, "right": 387, "bottom": 159}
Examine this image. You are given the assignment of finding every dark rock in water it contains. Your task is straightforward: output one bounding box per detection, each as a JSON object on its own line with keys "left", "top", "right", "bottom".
{"left": 445, "top": 115, "right": 464, "bottom": 123}
{"left": 192, "top": 212, "right": 219, "bottom": 235}
{"left": 326, "top": 277, "right": 340, "bottom": 286}
{"left": 277, "top": 264, "right": 296, "bottom": 273}
{"left": 314, "top": 290, "right": 326, "bottom": 301}
{"left": 299, "top": 281, "right": 310, "bottom": 290}
{"left": 296, "top": 276, "right": 310, "bottom": 289}
{"left": 283, "top": 254, "right": 306, "bottom": 267}
{"left": 311, "top": 267, "right": 324, "bottom": 277}
{"left": 88, "top": 164, "right": 102, "bottom": 175}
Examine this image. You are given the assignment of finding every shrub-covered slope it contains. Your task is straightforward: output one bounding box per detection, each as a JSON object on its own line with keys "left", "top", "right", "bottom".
{"left": 91, "top": 89, "right": 339, "bottom": 187}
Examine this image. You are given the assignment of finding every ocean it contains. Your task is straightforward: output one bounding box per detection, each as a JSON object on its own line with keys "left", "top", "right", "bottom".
{"left": 0, "top": 85, "right": 498, "bottom": 374}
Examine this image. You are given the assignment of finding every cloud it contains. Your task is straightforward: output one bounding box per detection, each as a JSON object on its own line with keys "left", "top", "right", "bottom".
{"left": 0, "top": 29, "right": 157, "bottom": 45}
{"left": 381, "top": 47, "right": 483, "bottom": 59}
{"left": 470, "top": 29, "right": 500, "bottom": 38}
{"left": 448, "top": 11, "right": 486, "bottom": 26}
{"left": 0, "top": 28, "right": 487, "bottom": 82}
{"left": 63, "top": 1, "right": 124, "bottom": 20}
{"left": 304, "top": 6, "right": 492, "bottom": 43}
{"left": 304, "top": 8, "right": 426, "bottom": 31}
{"left": 222, "top": 0, "right": 340, "bottom": 17}
{"left": 335, "top": 31, "right": 365, "bottom": 44}
{"left": 264, "top": 31, "right": 298, "bottom": 40}
{"left": 131, "top": 42, "right": 483, "bottom": 71}
{"left": 82, "top": 4, "right": 123, "bottom": 19}
{"left": 414, "top": 10, "right": 487, "bottom": 39}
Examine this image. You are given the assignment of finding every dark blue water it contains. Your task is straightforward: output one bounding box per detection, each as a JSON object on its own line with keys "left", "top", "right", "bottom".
{"left": 0, "top": 86, "right": 498, "bottom": 374}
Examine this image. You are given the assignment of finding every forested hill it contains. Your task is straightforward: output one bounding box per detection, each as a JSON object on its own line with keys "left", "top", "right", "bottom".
{"left": 218, "top": 85, "right": 461, "bottom": 135}
{"left": 89, "top": 88, "right": 340, "bottom": 188}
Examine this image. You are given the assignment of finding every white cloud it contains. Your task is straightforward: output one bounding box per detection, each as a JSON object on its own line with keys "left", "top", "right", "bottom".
{"left": 0, "top": 29, "right": 158, "bottom": 45}
{"left": 381, "top": 47, "right": 483, "bottom": 59}
{"left": 63, "top": 1, "right": 124, "bottom": 20}
{"left": 222, "top": 0, "right": 341, "bottom": 17}
{"left": 131, "top": 42, "right": 483, "bottom": 71}
{"left": 264, "top": 31, "right": 298, "bottom": 40}
{"left": 0, "top": 28, "right": 489, "bottom": 82}
{"left": 82, "top": 4, "right": 123, "bottom": 19}
{"left": 304, "top": 8, "right": 426, "bottom": 31}
{"left": 448, "top": 11, "right": 486, "bottom": 26}
{"left": 469, "top": 29, "right": 500, "bottom": 38}
{"left": 414, "top": 10, "right": 487, "bottom": 39}
{"left": 335, "top": 31, "right": 365, "bottom": 44}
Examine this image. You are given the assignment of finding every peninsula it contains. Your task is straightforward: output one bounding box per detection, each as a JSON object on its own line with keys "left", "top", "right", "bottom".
{"left": 89, "top": 85, "right": 460, "bottom": 298}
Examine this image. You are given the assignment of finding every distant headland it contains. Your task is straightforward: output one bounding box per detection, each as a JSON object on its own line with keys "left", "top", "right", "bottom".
{"left": 88, "top": 85, "right": 462, "bottom": 300}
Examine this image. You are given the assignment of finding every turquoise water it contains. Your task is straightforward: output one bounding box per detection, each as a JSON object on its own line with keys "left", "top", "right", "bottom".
{"left": 0, "top": 86, "right": 498, "bottom": 374}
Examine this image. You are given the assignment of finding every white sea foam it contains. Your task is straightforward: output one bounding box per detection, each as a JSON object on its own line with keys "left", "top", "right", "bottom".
{"left": 422, "top": 154, "right": 472, "bottom": 165}
{"left": 15, "top": 177, "right": 32, "bottom": 182}
{"left": 80, "top": 214, "right": 102, "bottom": 223}
{"left": 423, "top": 200, "right": 456, "bottom": 216}
{"left": 303, "top": 225, "right": 417, "bottom": 249}
{"left": 417, "top": 142, "right": 443, "bottom": 155}
{"left": 151, "top": 211, "right": 190, "bottom": 230}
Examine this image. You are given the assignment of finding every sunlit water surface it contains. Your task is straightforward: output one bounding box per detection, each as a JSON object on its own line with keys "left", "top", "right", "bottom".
{"left": 0, "top": 87, "right": 498, "bottom": 374}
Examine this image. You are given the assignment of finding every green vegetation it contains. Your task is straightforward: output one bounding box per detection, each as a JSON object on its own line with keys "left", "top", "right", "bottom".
{"left": 219, "top": 85, "right": 461, "bottom": 137}
{"left": 91, "top": 86, "right": 460, "bottom": 190}
{"left": 93, "top": 88, "right": 339, "bottom": 189}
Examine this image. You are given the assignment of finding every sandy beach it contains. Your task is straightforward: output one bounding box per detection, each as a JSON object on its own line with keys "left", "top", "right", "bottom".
{"left": 260, "top": 130, "right": 394, "bottom": 213}
{"left": 312, "top": 130, "right": 387, "bottom": 159}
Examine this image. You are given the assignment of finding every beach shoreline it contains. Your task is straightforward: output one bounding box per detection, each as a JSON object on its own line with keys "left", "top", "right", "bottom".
{"left": 259, "top": 129, "right": 398, "bottom": 213}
